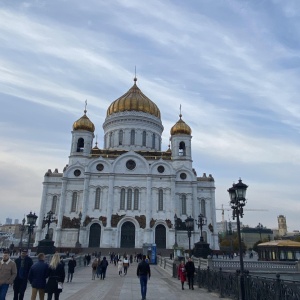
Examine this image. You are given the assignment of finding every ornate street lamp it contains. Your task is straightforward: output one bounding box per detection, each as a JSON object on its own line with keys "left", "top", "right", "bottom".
{"left": 174, "top": 214, "right": 178, "bottom": 247}
{"left": 26, "top": 212, "right": 38, "bottom": 250}
{"left": 185, "top": 215, "right": 194, "bottom": 258}
{"left": 228, "top": 178, "right": 248, "bottom": 300}
{"left": 75, "top": 211, "right": 82, "bottom": 248}
{"left": 257, "top": 222, "right": 263, "bottom": 241}
{"left": 44, "top": 211, "right": 56, "bottom": 240}
{"left": 195, "top": 214, "right": 206, "bottom": 242}
{"left": 18, "top": 217, "right": 26, "bottom": 248}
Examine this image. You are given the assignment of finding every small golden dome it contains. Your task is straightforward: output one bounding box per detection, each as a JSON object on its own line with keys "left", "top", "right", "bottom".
{"left": 107, "top": 78, "right": 161, "bottom": 119}
{"left": 73, "top": 110, "right": 95, "bottom": 132}
{"left": 170, "top": 114, "right": 192, "bottom": 135}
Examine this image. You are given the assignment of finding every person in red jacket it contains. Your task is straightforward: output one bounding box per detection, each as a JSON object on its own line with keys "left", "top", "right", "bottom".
{"left": 177, "top": 260, "right": 186, "bottom": 290}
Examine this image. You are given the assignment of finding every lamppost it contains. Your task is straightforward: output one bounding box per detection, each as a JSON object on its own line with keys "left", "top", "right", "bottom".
{"left": 257, "top": 222, "right": 263, "bottom": 241}
{"left": 75, "top": 211, "right": 82, "bottom": 248}
{"left": 195, "top": 214, "right": 206, "bottom": 242}
{"left": 26, "top": 212, "right": 38, "bottom": 250}
{"left": 228, "top": 178, "right": 248, "bottom": 300}
{"left": 19, "top": 217, "right": 26, "bottom": 248}
{"left": 44, "top": 211, "right": 56, "bottom": 240}
{"left": 174, "top": 214, "right": 178, "bottom": 247}
{"left": 185, "top": 216, "right": 194, "bottom": 258}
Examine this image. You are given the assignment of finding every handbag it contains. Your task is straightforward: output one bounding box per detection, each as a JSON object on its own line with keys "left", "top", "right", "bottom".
{"left": 57, "top": 282, "right": 63, "bottom": 290}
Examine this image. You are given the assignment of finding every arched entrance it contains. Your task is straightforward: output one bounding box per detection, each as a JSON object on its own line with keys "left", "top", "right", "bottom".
{"left": 88, "top": 223, "right": 101, "bottom": 247}
{"left": 155, "top": 224, "right": 166, "bottom": 248}
{"left": 120, "top": 221, "right": 135, "bottom": 248}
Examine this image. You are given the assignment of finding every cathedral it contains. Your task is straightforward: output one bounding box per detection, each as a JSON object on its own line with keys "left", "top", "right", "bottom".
{"left": 35, "top": 78, "right": 219, "bottom": 251}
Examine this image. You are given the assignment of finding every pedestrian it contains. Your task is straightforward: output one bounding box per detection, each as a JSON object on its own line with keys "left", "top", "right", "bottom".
{"left": 99, "top": 257, "right": 108, "bottom": 280}
{"left": 96, "top": 258, "right": 102, "bottom": 279}
{"left": 0, "top": 249, "right": 17, "bottom": 299}
{"left": 13, "top": 248, "right": 33, "bottom": 300}
{"left": 91, "top": 258, "right": 98, "bottom": 280}
{"left": 123, "top": 256, "right": 129, "bottom": 275}
{"left": 45, "top": 253, "right": 65, "bottom": 300}
{"left": 136, "top": 255, "right": 151, "bottom": 300}
{"left": 185, "top": 257, "right": 195, "bottom": 290}
{"left": 86, "top": 254, "right": 91, "bottom": 266}
{"left": 177, "top": 260, "right": 186, "bottom": 290}
{"left": 117, "top": 257, "right": 123, "bottom": 276}
{"left": 83, "top": 255, "right": 87, "bottom": 267}
{"left": 67, "top": 256, "right": 76, "bottom": 283}
{"left": 28, "top": 253, "right": 49, "bottom": 300}
{"left": 129, "top": 254, "right": 133, "bottom": 264}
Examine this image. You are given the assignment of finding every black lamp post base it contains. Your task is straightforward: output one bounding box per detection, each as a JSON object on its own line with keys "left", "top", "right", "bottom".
{"left": 36, "top": 239, "right": 56, "bottom": 255}
{"left": 75, "top": 242, "right": 81, "bottom": 248}
{"left": 193, "top": 241, "right": 210, "bottom": 258}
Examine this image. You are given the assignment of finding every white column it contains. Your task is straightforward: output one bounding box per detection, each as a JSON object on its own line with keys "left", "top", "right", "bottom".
{"left": 106, "top": 175, "right": 115, "bottom": 228}
{"left": 55, "top": 178, "right": 67, "bottom": 246}
{"left": 146, "top": 177, "right": 152, "bottom": 229}
{"left": 82, "top": 174, "right": 91, "bottom": 223}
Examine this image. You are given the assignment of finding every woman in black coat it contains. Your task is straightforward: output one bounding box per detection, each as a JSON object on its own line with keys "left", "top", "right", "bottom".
{"left": 45, "top": 253, "right": 65, "bottom": 300}
{"left": 67, "top": 256, "right": 76, "bottom": 282}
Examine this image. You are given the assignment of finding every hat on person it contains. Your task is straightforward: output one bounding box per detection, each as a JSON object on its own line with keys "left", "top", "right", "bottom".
{"left": 21, "top": 249, "right": 28, "bottom": 253}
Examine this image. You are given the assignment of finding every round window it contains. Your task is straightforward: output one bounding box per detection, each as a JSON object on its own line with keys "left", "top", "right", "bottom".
{"left": 180, "top": 173, "right": 187, "bottom": 180}
{"left": 74, "top": 169, "right": 81, "bottom": 177}
{"left": 96, "top": 163, "right": 104, "bottom": 171}
{"left": 126, "top": 160, "right": 136, "bottom": 170}
{"left": 157, "top": 166, "right": 165, "bottom": 173}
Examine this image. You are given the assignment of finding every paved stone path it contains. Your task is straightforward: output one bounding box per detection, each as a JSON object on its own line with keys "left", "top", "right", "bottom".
{"left": 6, "top": 260, "right": 231, "bottom": 300}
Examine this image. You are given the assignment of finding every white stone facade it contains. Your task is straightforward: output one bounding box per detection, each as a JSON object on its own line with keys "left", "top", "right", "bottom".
{"left": 35, "top": 81, "right": 219, "bottom": 251}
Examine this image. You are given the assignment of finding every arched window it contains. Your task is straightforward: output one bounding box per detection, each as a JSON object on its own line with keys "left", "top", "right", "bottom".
{"left": 51, "top": 196, "right": 57, "bottom": 214}
{"left": 95, "top": 188, "right": 101, "bottom": 209}
{"left": 134, "top": 189, "right": 139, "bottom": 210}
{"left": 71, "top": 192, "right": 77, "bottom": 212}
{"left": 130, "top": 130, "right": 135, "bottom": 145}
{"left": 109, "top": 133, "right": 113, "bottom": 148}
{"left": 142, "top": 131, "right": 146, "bottom": 146}
{"left": 179, "top": 141, "right": 186, "bottom": 156}
{"left": 120, "top": 188, "right": 125, "bottom": 210}
{"left": 158, "top": 189, "right": 163, "bottom": 211}
{"left": 152, "top": 133, "right": 155, "bottom": 148}
{"left": 181, "top": 195, "right": 187, "bottom": 215}
{"left": 119, "top": 130, "right": 123, "bottom": 145}
{"left": 201, "top": 199, "right": 206, "bottom": 217}
{"left": 76, "top": 138, "right": 84, "bottom": 152}
{"left": 127, "top": 189, "right": 132, "bottom": 210}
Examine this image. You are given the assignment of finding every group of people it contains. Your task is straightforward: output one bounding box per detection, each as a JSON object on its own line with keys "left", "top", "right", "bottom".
{"left": 91, "top": 256, "right": 108, "bottom": 280}
{"left": 177, "top": 258, "right": 196, "bottom": 290}
{"left": 0, "top": 249, "right": 78, "bottom": 300}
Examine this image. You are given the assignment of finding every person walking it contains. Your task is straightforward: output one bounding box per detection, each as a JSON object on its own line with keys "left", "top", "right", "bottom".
{"left": 91, "top": 259, "right": 98, "bottom": 280}
{"left": 177, "top": 260, "right": 186, "bottom": 290}
{"left": 28, "top": 253, "right": 49, "bottom": 300}
{"left": 185, "top": 257, "right": 195, "bottom": 290}
{"left": 45, "top": 253, "right": 65, "bottom": 300}
{"left": 123, "top": 256, "right": 129, "bottom": 275}
{"left": 99, "top": 257, "right": 108, "bottom": 280}
{"left": 117, "top": 257, "right": 123, "bottom": 276}
{"left": 0, "top": 249, "right": 17, "bottom": 300}
{"left": 67, "top": 256, "right": 76, "bottom": 283}
{"left": 136, "top": 255, "right": 151, "bottom": 300}
{"left": 13, "top": 248, "right": 33, "bottom": 300}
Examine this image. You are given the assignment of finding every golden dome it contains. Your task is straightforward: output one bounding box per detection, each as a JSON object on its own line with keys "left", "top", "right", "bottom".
{"left": 170, "top": 114, "right": 192, "bottom": 135}
{"left": 106, "top": 78, "right": 161, "bottom": 119}
{"left": 73, "top": 110, "right": 95, "bottom": 132}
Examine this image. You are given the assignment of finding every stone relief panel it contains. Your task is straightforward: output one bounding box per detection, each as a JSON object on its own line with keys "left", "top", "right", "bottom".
{"left": 111, "top": 214, "right": 125, "bottom": 227}
{"left": 61, "top": 215, "right": 80, "bottom": 229}
{"left": 135, "top": 215, "right": 146, "bottom": 229}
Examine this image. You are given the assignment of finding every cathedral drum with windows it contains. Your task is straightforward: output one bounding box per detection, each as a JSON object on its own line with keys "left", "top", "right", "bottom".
{"left": 35, "top": 78, "right": 219, "bottom": 251}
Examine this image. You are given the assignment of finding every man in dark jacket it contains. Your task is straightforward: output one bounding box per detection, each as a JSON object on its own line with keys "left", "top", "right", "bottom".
{"left": 136, "top": 255, "right": 151, "bottom": 300}
{"left": 28, "top": 253, "right": 48, "bottom": 300}
{"left": 13, "top": 249, "right": 33, "bottom": 300}
{"left": 67, "top": 256, "right": 76, "bottom": 282}
{"left": 185, "top": 257, "right": 196, "bottom": 290}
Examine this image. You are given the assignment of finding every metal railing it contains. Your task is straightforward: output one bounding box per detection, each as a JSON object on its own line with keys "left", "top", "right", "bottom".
{"left": 197, "top": 267, "right": 300, "bottom": 300}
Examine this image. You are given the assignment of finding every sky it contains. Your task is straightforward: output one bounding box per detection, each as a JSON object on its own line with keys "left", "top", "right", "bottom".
{"left": 0, "top": 0, "right": 299, "bottom": 233}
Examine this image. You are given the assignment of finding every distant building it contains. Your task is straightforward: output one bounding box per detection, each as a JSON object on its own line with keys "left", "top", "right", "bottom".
{"left": 277, "top": 215, "right": 287, "bottom": 236}
{"left": 14, "top": 219, "right": 19, "bottom": 225}
{"left": 5, "top": 218, "right": 12, "bottom": 225}
{"left": 241, "top": 226, "right": 273, "bottom": 249}
{"left": 216, "top": 220, "right": 238, "bottom": 235}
